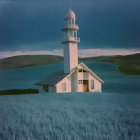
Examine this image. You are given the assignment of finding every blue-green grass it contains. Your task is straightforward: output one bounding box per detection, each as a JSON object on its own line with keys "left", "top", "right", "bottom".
{"left": 0, "top": 93, "right": 140, "bottom": 140}
{"left": 0, "top": 62, "right": 140, "bottom": 139}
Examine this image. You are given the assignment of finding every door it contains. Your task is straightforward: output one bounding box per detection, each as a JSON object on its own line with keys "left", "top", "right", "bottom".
{"left": 83, "top": 80, "right": 89, "bottom": 92}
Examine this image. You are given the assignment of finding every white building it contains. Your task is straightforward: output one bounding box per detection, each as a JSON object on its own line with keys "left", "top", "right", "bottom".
{"left": 37, "top": 9, "right": 104, "bottom": 93}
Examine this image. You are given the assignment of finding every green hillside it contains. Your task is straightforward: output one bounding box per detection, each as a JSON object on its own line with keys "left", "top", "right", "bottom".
{"left": 0, "top": 53, "right": 139, "bottom": 75}
{"left": 81, "top": 53, "right": 140, "bottom": 75}
{"left": 0, "top": 55, "right": 63, "bottom": 70}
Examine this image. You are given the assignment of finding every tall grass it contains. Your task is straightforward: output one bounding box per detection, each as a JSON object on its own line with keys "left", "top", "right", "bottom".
{"left": 0, "top": 62, "right": 140, "bottom": 139}
{"left": 0, "top": 93, "right": 140, "bottom": 140}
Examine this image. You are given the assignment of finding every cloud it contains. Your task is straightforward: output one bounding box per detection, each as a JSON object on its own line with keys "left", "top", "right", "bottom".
{"left": 0, "top": 50, "right": 63, "bottom": 58}
{"left": 0, "top": 0, "right": 140, "bottom": 51}
{"left": 0, "top": 1, "right": 8, "bottom": 8}
{"left": 78, "top": 49, "right": 140, "bottom": 57}
{"left": 0, "top": 51, "right": 51, "bottom": 58}
{"left": 0, "top": 49, "right": 139, "bottom": 59}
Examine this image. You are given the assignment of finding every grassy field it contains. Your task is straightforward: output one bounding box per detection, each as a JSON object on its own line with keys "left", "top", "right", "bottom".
{"left": 0, "top": 62, "right": 140, "bottom": 139}
{"left": 0, "top": 93, "right": 140, "bottom": 140}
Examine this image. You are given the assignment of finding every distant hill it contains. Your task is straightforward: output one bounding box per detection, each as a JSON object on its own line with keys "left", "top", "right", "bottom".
{"left": 0, "top": 55, "right": 63, "bottom": 70}
{"left": 81, "top": 53, "right": 140, "bottom": 75}
{"left": 0, "top": 53, "right": 139, "bottom": 75}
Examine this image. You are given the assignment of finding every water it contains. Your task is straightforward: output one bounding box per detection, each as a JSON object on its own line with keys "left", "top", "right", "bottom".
{"left": 0, "top": 61, "right": 140, "bottom": 94}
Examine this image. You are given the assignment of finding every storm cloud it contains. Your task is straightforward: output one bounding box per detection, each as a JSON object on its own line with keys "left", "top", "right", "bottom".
{"left": 0, "top": 0, "right": 140, "bottom": 52}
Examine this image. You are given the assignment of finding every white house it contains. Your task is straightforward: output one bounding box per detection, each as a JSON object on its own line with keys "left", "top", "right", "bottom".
{"left": 37, "top": 9, "right": 104, "bottom": 93}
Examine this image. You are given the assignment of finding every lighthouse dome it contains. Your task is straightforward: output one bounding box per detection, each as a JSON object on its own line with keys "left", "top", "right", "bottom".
{"left": 65, "top": 9, "right": 76, "bottom": 19}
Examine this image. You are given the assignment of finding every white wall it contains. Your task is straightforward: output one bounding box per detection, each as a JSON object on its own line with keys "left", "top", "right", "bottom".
{"left": 77, "top": 71, "right": 102, "bottom": 93}
{"left": 64, "top": 43, "right": 78, "bottom": 73}
{"left": 56, "top": 76, "right": 71, "bottom": 93}
{"left": 56, "top": 71, "right": 78, "bottom": 93}
{"left": 88, "top": 74, "right": 102, "bottom": 92}
{"left": 51, "top": 71, "right": 102, "bottom": 93}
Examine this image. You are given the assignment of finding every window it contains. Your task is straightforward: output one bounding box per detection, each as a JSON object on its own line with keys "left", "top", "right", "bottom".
{"left": 91, "top": 80, "right": 94, "bottom": 89}
{"left": 62, "top": 82, "right": 66, "bottom": 92}
{"left": 43, "top": 85, "right": 48, "bottom": 92}
{"left": 83, "top": 70, "right": 87, "bottom": 72}
{"left": 45, "top": 85, "right": 48, "bottom": 92}
{"left": 78, "top": 69, "right": 82, "bottom": 72}
{"left": 78, "top": 80, "right": 82, "bottom": 84}
{"left": 78, "top": 69, "right": 87, "bottom": 72}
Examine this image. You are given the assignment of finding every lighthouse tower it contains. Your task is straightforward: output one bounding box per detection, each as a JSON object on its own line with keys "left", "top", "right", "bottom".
{"left": 37, "top": 9, "right": 104, "bottom": 93}
{"left": 62, "top": 9, "right": 80, "bottom": 73}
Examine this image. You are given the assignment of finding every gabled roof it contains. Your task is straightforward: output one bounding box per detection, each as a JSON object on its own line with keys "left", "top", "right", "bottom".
{"left": 78, "top": 62, "right": 104, "bottom": 83}
{"left": 36, "top": 62, "right": 104, "bottom": 86}
{"left": 36, "top": 72, "right": 69, "bottom": 86}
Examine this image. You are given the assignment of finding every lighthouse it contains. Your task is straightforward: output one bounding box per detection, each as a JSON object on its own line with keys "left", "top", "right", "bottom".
{"left": 37, "top": 9, "right": 104, "bottom": 93}
{"left": 62, "top": 9, "right": 80, "bottom": 73}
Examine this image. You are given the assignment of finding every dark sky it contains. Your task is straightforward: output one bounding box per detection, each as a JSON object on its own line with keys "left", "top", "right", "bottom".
{"left": 0, "top": 0, "right": 140, "bottom": 52}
